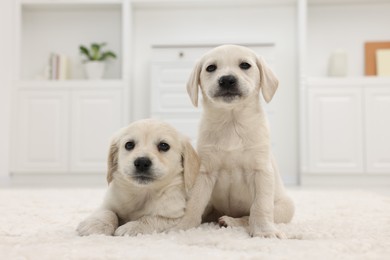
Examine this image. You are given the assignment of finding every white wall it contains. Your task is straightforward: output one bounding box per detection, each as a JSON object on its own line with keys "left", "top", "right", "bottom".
{"left": 308, "top": 3, "right": 390, "bottom": 77}
{"left": 132, "top": 4, "right": 299, "bottom": 184}
{"left": 0, "top": 0, "right": 13, "bottom": 184}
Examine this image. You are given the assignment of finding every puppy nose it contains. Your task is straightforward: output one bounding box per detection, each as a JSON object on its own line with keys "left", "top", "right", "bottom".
{"left": 218, "top": 75, "right": 237, "bottom": 89}
{"left": 134, "top": 157, "right": 152, "bottom": 172}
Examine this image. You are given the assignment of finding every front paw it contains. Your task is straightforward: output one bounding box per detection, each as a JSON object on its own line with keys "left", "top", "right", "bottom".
{"left": 77, "top": 210, "right": 118, "bottom": 236}
{"left": 114, "top": 221, "right": 146, "bottom": 236}
{"left": 171, "top": 216, "right": 201, "bottom": 231}
{"left": 77, "top": 218, "right": 116, "bottom": 236}
{"left": 249, "top": 223, "right": 286, "bottom": 239}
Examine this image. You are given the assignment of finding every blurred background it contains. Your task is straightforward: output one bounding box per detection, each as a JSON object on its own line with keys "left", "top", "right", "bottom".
{"left": 0, "top": 0, "right": 389, "bottom": 188}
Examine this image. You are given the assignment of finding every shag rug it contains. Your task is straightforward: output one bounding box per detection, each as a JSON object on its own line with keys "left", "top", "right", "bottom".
{"left": 0, "top": 188, "right": 389, "bottom": 260}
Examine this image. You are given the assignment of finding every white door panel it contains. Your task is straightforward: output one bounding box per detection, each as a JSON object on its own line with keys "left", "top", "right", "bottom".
{"left": 13, "top": 91, "right": 69, "bottom": 173}
{"left": 365, "top": 87, "right": 390, "bottom": 173}
{"left": 308, "top": 87, "right": 363, "bottom": 173}
{"left": 70, "top": 90, "right": 122, "bottom": 172}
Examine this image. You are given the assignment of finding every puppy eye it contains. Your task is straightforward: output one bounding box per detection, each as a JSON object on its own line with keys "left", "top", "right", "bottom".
{"left": 157, "top": 142, "right": 170, "bottom": 152}
{"left": 125, "top": 141, "right": 135, "bottom": 151}
{"left": 239, "top": 62, "right": 251, "bottom": 70}
{"left": 206, "top": 64, "right": 217, "bottom": 72}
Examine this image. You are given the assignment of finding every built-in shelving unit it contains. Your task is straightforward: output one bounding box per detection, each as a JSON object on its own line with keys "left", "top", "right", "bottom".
{"left": 11, "top": 0, "right": 132, "bottom": 178}
{"left": 300, "top": 0, "right": 390, "bottom": 186}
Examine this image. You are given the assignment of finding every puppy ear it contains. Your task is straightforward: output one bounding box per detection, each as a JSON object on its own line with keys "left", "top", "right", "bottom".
{"left": 186, "top": 60, "right": 202, "bottom": 107}
{"left": 107, "top": 137, "right": 119, "bottom": 184}
{"left": 256, "top": 56, "right": 279, "bottom": 103}
{"left": 181, "top": 139, "right": 200, "bottom": 193}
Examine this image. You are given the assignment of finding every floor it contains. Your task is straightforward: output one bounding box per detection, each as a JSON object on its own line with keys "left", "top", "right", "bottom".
{"left": 1, "top": 187, "right": 389, "bottom": 259}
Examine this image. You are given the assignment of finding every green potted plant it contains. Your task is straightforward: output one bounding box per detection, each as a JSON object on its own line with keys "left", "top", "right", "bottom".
{"left": 79, "top": 43, "right": 117, "bottom": 79}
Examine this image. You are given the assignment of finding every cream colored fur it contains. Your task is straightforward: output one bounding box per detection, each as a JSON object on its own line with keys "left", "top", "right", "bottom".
{"left": 173, "top": 45, "right": 294, "bottom": 238}
{"left": 77, "top": 119, "right": 199, "bottom": 236}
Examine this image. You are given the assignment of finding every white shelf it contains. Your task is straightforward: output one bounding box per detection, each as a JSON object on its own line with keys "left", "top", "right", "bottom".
{"left": 132, "top": 0, "right": 297, "bottom": 9}
{"left": 15, "top": 79, "right": 127, "bottom": 89}
{"left": 308, "top": 0, "right": 390, "bottom": 5}
{"left": 307, "top": 77, "right": 390, "bottom": 86}
{"left": 18, "top": 0, "right": 123, "bottom": 80}
{"left": 20, "top": 0, "right": 123, "bottom": 6}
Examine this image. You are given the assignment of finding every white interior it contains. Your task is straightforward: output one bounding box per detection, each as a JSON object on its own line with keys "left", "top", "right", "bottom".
{"left": 0, "top": 1, "right": 390, "bottom": 259}
{"left": 1, "top": 0, "right": 390, "bottom": 187}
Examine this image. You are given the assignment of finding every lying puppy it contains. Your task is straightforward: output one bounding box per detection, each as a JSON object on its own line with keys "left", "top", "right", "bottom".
{"left": 174, "top": 45, "right": 294, "bottom": 238}
{"left": 77, "top": 119, "right": 199, "bottom": 236}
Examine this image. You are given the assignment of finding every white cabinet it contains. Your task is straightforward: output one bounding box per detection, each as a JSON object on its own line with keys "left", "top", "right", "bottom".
{"left": 12, "top": 83, "right": 124, "bottom": 174}
{"left": 303, "top": 78, "right": 390, "bottom": 184}
{"left": 9, "top": 0, "right": 131, "bottom": 180}
{"left": 70, "top": 90, "right": 123, "bottom": 172}
{"left": 13, "top": 91, "right": 69, "bottom": 173}
{"left": 365, "top": 87, "right": 390, "bottom": 173}
{"left": 151, "top": 60, "right": 200, "bottom": 143}
{"left": 308, "top": 87, "right": 363, "bottom": 173}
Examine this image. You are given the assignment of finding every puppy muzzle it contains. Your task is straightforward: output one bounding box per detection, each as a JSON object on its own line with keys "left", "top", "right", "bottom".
{"left": 132, "top": 157, "right": 155, "bottom": 184}
{"left": 214, "top": 75, "right": 242, "bottom": 101}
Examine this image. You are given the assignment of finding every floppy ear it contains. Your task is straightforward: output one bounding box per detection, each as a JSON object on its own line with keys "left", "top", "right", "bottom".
{"left": 181, "top": 139, "right": 200, "bottom": 193}
{"left": 107, "top": 137, "right": 119, "bottom": 184}
{"left": 256, "top": 56, "right": 279, "bottom": 103}
{"left": 186, "top": 60, "right": 202, "bottom": 107}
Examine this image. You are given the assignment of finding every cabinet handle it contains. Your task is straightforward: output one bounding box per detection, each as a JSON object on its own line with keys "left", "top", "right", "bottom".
{"left": 179, "top": 52, "right": 184, "bottom": 58}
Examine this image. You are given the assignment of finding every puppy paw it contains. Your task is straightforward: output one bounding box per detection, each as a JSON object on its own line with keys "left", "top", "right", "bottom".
{"left": 170, "top": 217, "right": 201, "bottom": 231}
{"left": 114, "top": 221, "right": 147, "bottom": 236}
{"left": 77, "top": 210, "right": 118, "bottom": 236}
{"left": 218, "top": 216, "right": 248, "bottom": 228}
{"left": 218, "top": 216, "right": 229, "bottom": 227}
{"left": 77, "top": 218, "right": 116, "bottom": 236}
{"left": 249, "top": 223, "right": 286, "bottom": 239}
{"left": 250, "top": 229, "right": 287, "bottom": 239}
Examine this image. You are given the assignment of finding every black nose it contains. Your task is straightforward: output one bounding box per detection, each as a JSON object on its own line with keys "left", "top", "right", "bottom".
{"left": 218, "top": 75, "right": 237, "bottom": 89}
{"left": 134, "top": 157, "right": 152, "bottom": 172}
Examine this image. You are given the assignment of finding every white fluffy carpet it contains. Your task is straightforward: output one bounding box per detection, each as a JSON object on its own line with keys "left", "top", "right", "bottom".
{"left": 0, "top": 188, "right": 389, "bottom": 260}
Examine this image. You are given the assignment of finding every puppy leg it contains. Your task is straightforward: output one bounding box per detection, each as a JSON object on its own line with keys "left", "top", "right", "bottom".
{"left": 249, "top": 169, "right": 286, "bottom": 239}
{"left": 172, "top": 170, "right": 217, "bottom": 231}
{"left": 218, "top": 216, "right": 249, "bottom": 227}
{"left": 274, "top": 195, "right": 295, "bottom": 224}
{"left": 114, "top": 216, "right": 180, "bottom": 236}
{"left": 77, "top": 210, "right": 118, "bottom": 236}
{"left": 219, "top": 195, "right": 295, "bottom": 228}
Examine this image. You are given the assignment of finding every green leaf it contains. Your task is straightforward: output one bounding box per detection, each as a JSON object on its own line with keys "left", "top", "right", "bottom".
{"left": 79, "top": 45, "right": 92, "bottom": 60}
{"left": 90, "top": 43, "right": 101, "bottom": 61}
{"left": 99, "top": 51, "right": 117, "bottom": 61}
{"left": 80, "top": 42, "right": 116, "bottom": 61}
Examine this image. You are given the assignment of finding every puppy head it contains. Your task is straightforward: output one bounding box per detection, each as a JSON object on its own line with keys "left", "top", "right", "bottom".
{"left": 107, "top": 119, "right": 199, "bottom": 192}
{"left": 187, "top": 45, "right": 279, "bottom": 107}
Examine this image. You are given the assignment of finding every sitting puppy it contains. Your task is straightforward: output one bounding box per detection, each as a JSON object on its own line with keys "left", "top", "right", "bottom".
{"left": 77, "top": 119, "right": 199, "bottom": 236}
{"left": 174, "top": 45, "right": 294, "bottom": 238}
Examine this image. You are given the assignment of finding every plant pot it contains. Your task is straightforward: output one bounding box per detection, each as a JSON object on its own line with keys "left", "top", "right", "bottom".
{"left": 84, "top": 61, "right": 105, "bottom": 79}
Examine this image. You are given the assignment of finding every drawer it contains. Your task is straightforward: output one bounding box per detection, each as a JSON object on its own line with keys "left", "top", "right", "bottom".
{"left": 151, "top": 61, "right": 198, "bottom": 113}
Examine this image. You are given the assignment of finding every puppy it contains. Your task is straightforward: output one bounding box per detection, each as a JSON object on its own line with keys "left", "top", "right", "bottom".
{"left": 174, "top": 45, "right": 294, "bottom": 238}
{"left": 77, "top": 119, "right": 199, "bottom": 236}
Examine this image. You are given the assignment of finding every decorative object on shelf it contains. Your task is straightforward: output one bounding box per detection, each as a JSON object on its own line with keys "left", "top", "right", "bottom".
{"left": 376, "top": 49, "right": 390, "bottom": 76}
{"left": 365, "top": 41, "right": 390, "bottom": 76}
{"left": 328, "top": 49, "right": 348, "bottom": 77}
{"left": 79, "top": 43, "right": 117, "bottom": 79}
{"left": 36, "top": 53, "right": 69, "bottom": 80}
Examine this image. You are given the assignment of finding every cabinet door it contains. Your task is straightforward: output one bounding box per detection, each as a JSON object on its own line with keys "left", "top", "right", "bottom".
{"left": 365, "top": 88, "right": 390, "bottom": 173}
{"left": 151, "top": 61, "right": 198, "bottom": 114}
{"left": 70, "top": 90, "right": 123, "bottom": 173}
{"left": 151, "top": 61, "right": 201, "bottom": 143}
{"left": 13, "top": 91, "right": 69, "bottom": 173}
{"left": 308, "top": 87, "right": 363, "bottom": 173}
